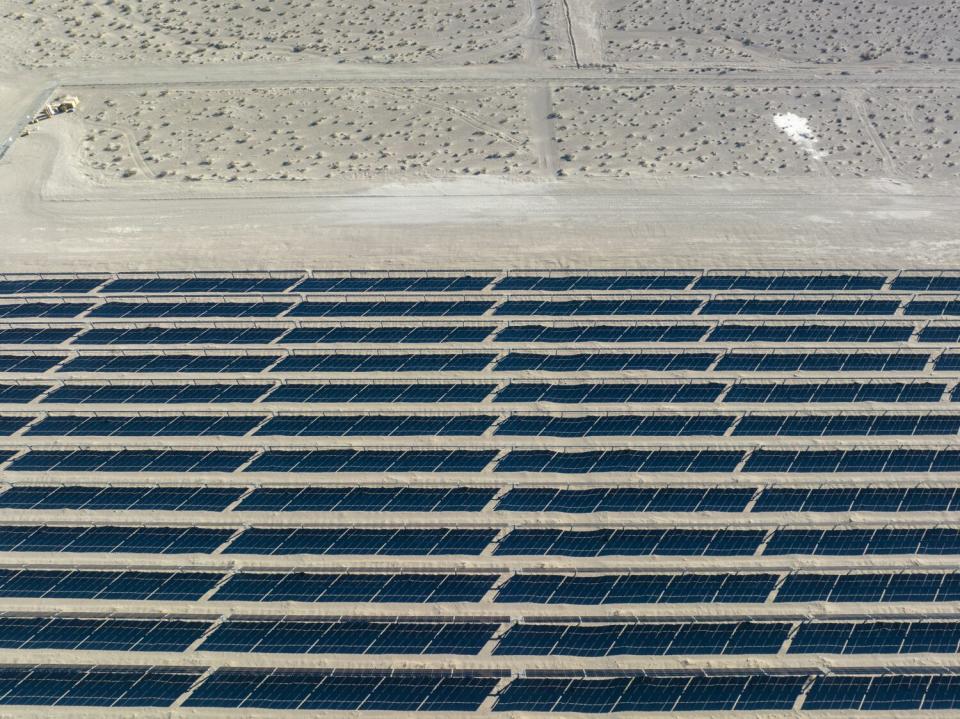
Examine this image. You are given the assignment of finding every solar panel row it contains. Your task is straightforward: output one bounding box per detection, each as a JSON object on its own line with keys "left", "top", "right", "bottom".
{"left": 4, "top": 411, "right": 960, "bottom": 437}
{"left": 495, "top": 674, "right": 960, "bottom": 712}
{"left": 499, "top": 486, "right": 960, "bottom": 513}
{"left": 496, "top": 324, "right": 915, "bottom": 343}
{"left": 1, "top": 667, "right": 956, "bottom": 710}
{"left": 495, "top": 620, "right": 959, "bottom": 657}
{"left": 5, "top": 350, "right": 960, "bottom": 373}
{"left": 185, "top": 670, "right": 498, "bottom": 711}
{"left": 200, "top": 619, "right": 498, "bottom": 655}
{"left": 0, "top": 485, "right": 244, "bottom": 510}
{"left": 104, "top": 275, "right": 492, "bottom": 293}
{"left": 88, "top": 299, "right": 497, "bottom": 318}
{"left": 3, "top": 616, "right": 960, "bottom": 656}
{"left": 13, "top": 272, "right": 960, "bottom": 295}
{"left": 10, "top": 272, "right": 960, "bottom": 294}
{"left": 498, "top": 274, "right": 885, "bottom": 291}
{"left": 14, "top": 296, "right": 960, "bottom": 319}
{"left": 9, "top": 447, "right": 960, "bottom": 473}
{"left": 56, "top": 351, "right": 951, "bottom": 371}
{"left": 0, "top": 617, "right": 207, "bottom": 652}
{"left": 15, "top": 321, "right": 960, "bottom": 346}
{"left": 0, "top": 666, "right": 202, "bottom": 707}
{"left": 497, "top": 298, "right": 914, "bottom": 315}
{"left": 499, "top": 448, "right": 960, "bottom": 473}
{"left": 3, "top": 484, "right": 960, "bottom": 513}
{"left": 4, "top": 380, "right": 953, "bottom": 406}
{"left": 496, "top": 527, "right": 960, "bottom": 557}
{"left": 0, "top": 525, "right": 959, "bottom": 557}
{"left": 0, "top": 568, "right": 958, "bottom": 603}
{"left": 10, "top": 323, "right": 960, "bottom": 349}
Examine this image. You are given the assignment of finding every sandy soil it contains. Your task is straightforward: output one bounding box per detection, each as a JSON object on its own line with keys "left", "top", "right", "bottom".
{"left": 860, "top": 87, "right": 960, "bottom": 178}
{"left": 78, "top": 86, "right": 536, "bottom": 182}
{"left": 0, "top": 0, "right": 531, "bottom": 69}
{"left": 61, "top": 82, "right": 960, "bottom": 183}
{"left": 551, "top": 85, "right": 887, "bottom": 177}
{"left": 605, "top": 0, "right": 960, "bottom": 65}
{"left": 549, "top": 84, "right": 957, "bottom": 180}
{"left": 0, "top": 1, "right": 958, "bottom": 267}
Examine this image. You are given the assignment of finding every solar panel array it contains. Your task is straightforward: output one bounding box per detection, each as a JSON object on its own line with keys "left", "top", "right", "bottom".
{"left": 2, "top": 270, "right": 960, "bottom": 713}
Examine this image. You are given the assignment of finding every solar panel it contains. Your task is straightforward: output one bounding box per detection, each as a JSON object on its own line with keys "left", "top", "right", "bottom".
{"left": 0, "top": 277, "right": 105, "bottom": 294}
{"left": 264, "top": 382, "right": 495, "bottom": 403}
{"left": 59, "top": 354, "right": 278, "bottom": 373}
{"left": 212, "top": 572, "right": 497, "bottom": 602}
{"left": 0, "top": 616, "right": 210, "bottom": 651}
{"left": 496, "top": 299, "right": 702, "bottom": 315}
{"left": 0, "top": 525, "right": 234, "bottom": 553}
{"left": 256, "top": 414, "right": 495, "bottom": 436}
{"left": 493, "top": 573, "right": 778, "bottom": 604}
{"left": 704, "top": 299, "right": 901, "bottom": 315}
{"left": 8, "top": 449, "right": 254, "bottom": 472}
{"left": 222, "top": 527, "right": 496, "bottom": 555}
{"left": 495, "top": 324, "right": 711, "bottom": 342}
{"left": 201, "top": 619, "right": 498, "bottom": 654}
{"left": 0, "top": 666, "right": 203, "bottom": 707}
{"left": 494, "top": 274, "right": 695, "bottom": 290}
{"left": 185, "top": 669, "right": 497, "bottom": 711}
{"left": 0, "top": 302, "right": 92, "bottom": 318}
{"left": 42, "top": 382, "right": 272, "bottom": 404}
{"left": 891, "top": 276, "right": 960, "bottom": 291}
{"left": 8, "top": 268, "right": 960, "bottom": 714}
{"left": 75, "top": 326, "right": 286, "bottom": 344}
{"left": 494, "top": 621, "right": 794, "bottom": 656}
{"left": 495, "top": 448, "right": 745, "bottom": 473}
{"left": 0, "top": 327, "right": 78, "bottom": 344}
{"left": 496, "top": 351, "right": 718, "bottom": 371}
{"left": 101, "top": 276, "right": 297, "bottom": 293}
{"left": 498, "top": 486, "right": 751, "bottom": 512}
{"left": 27, "top": 414, "right": 263, "bottom": 436}
{"left": 494, "top": 382, "right": 726, "bottom": 403}
{"left": 716, "top": 351, "right": 928, "bottom": 372}
{"left": 694, "top": 274, "right": 885, "bottom": 290}
{"left": 0, "top": 485, "right": 243, "bottom": 510}
{"left": 495, "top": 674, "right": 810, "bottom": 712}
{"left": 496, "top": 414, "right": 736, "bottom": 437}
{"left": 271, "top": 353, "right": 495, "bottom": 372}
{"left": 245, "top": 449, "right": 497, "bottom": 473}
{"left": 706, "top": 323, "right": 912, "bottom": 342}
{"left": 88, "top": 301, "right": 294, "bottom": 318}
{"left": 286, "top": 300, "right": 495, "bottom": 317}
{"left": 284, "top": 325, "right": 495, "bottom": 343}
{"left": 297, "top": 275, "right": 493, "bottom": 292}
{"left": 237, "top": 486, "right": 494, "bottom": 511}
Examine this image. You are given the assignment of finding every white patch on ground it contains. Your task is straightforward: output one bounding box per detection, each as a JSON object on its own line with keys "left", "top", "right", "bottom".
{"left": 773, "top": 113, "right": 827, "bottom": 159}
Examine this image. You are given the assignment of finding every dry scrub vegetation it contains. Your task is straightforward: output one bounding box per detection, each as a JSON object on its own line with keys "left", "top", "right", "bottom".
{"left": 77, "top": 84, "right": 960, "bottom": 183}
{"left": 79, "top": 87, "right": 537, "bottom": 181}
{"left": 1, "top": 0, "right": 528, "bottom": 69}
{"left": 551, "top": 85, "right": 960, "bottom": 179}
{"left": 861, "top": 88, "right": 960, "bottom": 178}
{"left": 605, "top": 0, "right": 960, "bottom": 64}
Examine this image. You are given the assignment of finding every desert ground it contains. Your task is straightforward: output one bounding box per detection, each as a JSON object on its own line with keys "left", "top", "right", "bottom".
{"left": 0, "top": 0, "right": 959, "bottom": 268}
